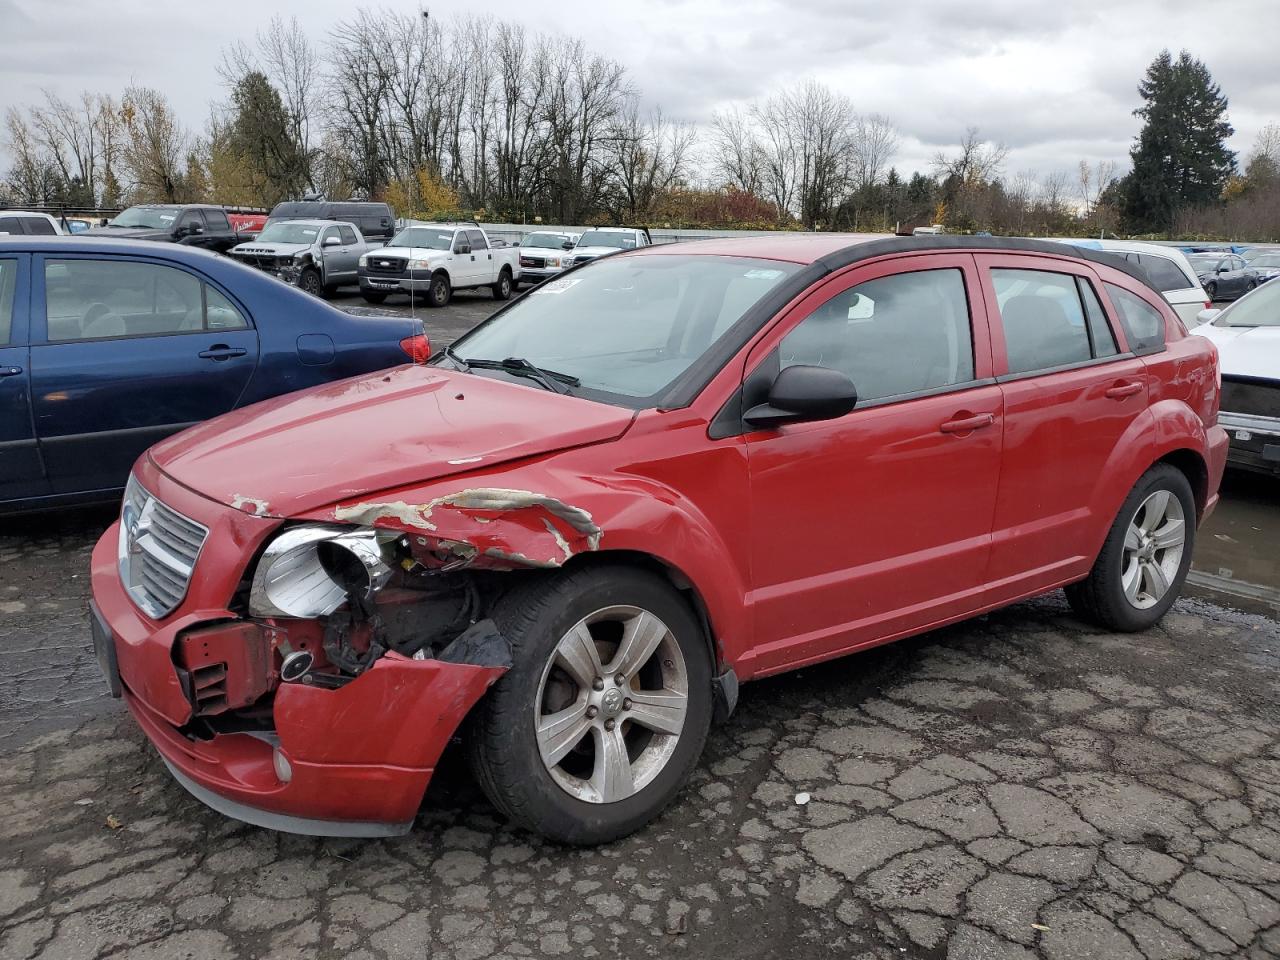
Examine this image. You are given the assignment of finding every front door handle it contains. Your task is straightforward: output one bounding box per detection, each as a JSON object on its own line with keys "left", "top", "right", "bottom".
{"left": 198, "top": 345, "right": 247, "bottom": 361}
{"left": 1105, "top": 382, "right": 1142, "bottom": 400}
{"left": 0, "top": 365, "right": 22, "bottom": 378}
{"left": 940, "top": 412, "right": 996, "bottom": 434}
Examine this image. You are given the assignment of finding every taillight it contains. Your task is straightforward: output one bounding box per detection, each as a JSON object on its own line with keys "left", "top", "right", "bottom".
{"left": 1204, "top": 301, "right": 1212, "bottom": 310}
{"left": 399, "top": 334, "right": 431, "bottom": 363}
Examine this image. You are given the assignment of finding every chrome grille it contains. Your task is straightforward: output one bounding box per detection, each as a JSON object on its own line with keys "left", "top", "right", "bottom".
{"left": 118, "top": 476, "right": 208, "bottom": 619}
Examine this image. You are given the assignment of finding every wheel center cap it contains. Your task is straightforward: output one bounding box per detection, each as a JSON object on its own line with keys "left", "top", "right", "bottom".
{"left": 600, "top": 688, "right": 624, "bottom": 718}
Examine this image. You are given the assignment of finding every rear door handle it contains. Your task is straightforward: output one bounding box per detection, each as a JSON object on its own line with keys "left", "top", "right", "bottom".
{"left": 940, "top": 413, "right": 996, "bottom": 434}
{"left": 0, "top": 365, "right": 22, "bottom": 378}
{"left": 1105, "top": 382, "right": 1142, "bottom": 400}
{"left": 198, "top": 346, "right": 247, "bottom": 361}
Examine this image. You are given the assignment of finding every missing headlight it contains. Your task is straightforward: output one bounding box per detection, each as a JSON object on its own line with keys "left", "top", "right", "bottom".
{"left": 248, "top": 526, "right": 397, "bottom": 619}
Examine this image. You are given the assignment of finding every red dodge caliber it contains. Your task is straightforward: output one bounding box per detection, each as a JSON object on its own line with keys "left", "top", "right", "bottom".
{"left": 90, "top": 236, "right": 1228, "bottom": 844}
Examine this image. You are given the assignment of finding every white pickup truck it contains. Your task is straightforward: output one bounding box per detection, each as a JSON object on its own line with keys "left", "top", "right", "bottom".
{"left": 563, "top": 227, "right": 652, "bottom": 268}
{"left": 357, "top": 222, "right": 521, "bottom": 307}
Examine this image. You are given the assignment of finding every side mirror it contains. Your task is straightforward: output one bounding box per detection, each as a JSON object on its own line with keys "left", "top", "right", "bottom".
{"left": 323, "top": 235, "right": 341, "bottom": 247}
{"left": 1196, "top": 307, "right": 1222, "bottom": 325}
{"left": 562, "top": 241, "right": 574, "bottom": 250}
{"left": 743, "top": 364, "right": 858, "bottom": 428}
{"left": 179, "top": 223, "right": 202, "bottom": 237}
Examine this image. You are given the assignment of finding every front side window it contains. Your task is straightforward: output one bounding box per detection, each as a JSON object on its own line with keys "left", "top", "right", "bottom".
{"left": 0, "top": 217, "right": 23, "bottom": 235}
{"left": 1106, "top": 284, "right": 1166, "bottom": 353}
{"left": 25, "top": 217, "right": 56, "bottom": 236}
{"left": 779, "top": 268, "right": 974, "bottom": 403}
{"left": 443, "top": 255, "right": 800, "bottom": 407}
{"left": 338, "top": 225, "right": 359, "bottom": 245}
{"left": 0, "top": 259, "right": 16, "bottom": 345}
{"left": 993, "top": 269, "right": 1099, "bottom": 374}
{"left": 45, "top": 259, "right": 205, "bottom": 341}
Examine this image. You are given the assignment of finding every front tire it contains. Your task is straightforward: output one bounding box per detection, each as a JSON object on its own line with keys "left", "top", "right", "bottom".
{"left": 492, "top": 269, "right": 513, "bottom": 300}
{"left": 427, "top": 273, "right": 451, "bottom": 308}
{"left": 467, "top": 567, "right": 713, "bottom": 845}
{"left": 298, "top": 268, "right": 323, "bottom": 298}
{"left": 1066, "top": 463, "right": 1195, "bottom": 632}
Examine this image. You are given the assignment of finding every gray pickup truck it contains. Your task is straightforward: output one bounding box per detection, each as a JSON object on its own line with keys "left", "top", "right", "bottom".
{"left": 227, "top": 219, "right": 374, "bottom": 297}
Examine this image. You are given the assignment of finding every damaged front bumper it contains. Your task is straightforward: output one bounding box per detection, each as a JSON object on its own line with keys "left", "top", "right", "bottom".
{"left": 90, "top": 488, "right": 509, "bottom": 836}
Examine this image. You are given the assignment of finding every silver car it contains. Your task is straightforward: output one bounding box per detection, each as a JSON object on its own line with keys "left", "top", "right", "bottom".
{"left": 229, "top": 219, "right": 373, "bottom": 297}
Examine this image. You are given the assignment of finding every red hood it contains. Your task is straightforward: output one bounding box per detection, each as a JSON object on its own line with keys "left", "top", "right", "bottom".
{"left": 149, "top": 365, "right": 635, "bottom": 518}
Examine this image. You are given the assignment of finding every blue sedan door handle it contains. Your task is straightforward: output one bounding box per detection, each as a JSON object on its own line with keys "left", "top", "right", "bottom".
{"left": 198, "top": 345, "right": 247, "bottom": 361}
{"left": 0, "top": 365, "right": 22, "bottom": 378}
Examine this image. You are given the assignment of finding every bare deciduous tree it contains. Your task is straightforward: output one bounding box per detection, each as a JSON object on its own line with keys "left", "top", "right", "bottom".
{"left": 118, "top": 86, "right": 191, "bottom": 202}
{"left": 851, "top": 113, "right": 900, "bottom": 191}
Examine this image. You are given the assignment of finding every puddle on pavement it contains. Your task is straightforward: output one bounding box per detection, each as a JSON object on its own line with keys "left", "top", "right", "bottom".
{"left": 1190, "top": 469, "right": 1280, "bottom": 618}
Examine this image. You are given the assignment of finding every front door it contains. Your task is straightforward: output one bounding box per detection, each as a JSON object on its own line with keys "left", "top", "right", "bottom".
{"left": 0, "top": 255, "right": 48, "bottom": 505}
{"left": 30, "top": 254, "right": 260, "bottom": 496}
{"left": 742, "top": 255, "right": 1003, "bottom": 674}
{"left": 976, "top": 254, "right": 1152, "bottom": 600}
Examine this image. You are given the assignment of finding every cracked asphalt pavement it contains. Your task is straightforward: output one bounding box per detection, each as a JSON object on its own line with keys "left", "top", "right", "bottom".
{"left": 3, "top": 293, "right": 1280, "bottom": 957}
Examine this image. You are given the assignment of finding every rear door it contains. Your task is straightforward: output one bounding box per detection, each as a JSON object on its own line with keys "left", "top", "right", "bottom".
{"left": 30, "top": 254, "right": 260, "bottom": 495}
{"left": 468, "top": 230, "right": 494, "bottom": 284}
{"left": 0, "top": 255, "right": 47, "bottom": 503}
{"left": 333, "top": 224, "right": 362, "bottom": 281}
{"left": 977, "top": 254, "right": 1150, "bottom": 601}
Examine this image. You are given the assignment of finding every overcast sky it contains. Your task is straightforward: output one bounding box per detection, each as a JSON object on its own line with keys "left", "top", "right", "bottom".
{"left": 3, "top": 0, "right": 1276, "bottom": 185}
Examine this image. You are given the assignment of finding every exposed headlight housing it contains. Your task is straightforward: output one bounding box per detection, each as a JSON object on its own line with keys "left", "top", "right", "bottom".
{"left": 248, "top": 525, "right": 398, "bottom": 619}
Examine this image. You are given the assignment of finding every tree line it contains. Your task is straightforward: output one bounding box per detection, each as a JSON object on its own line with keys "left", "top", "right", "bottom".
{"left": 3, "top": 12, "right": 1276, "bottom": 240}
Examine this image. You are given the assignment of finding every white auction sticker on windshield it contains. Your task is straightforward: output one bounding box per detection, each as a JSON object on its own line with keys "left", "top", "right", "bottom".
{"left": 533, "top": 277, "right": 583, "bottom": 295}
{"left": 159, "top": 214, "right": 175, "bottom": 222}
{"left": 743, "top": 268, "right": 784, "bottom": 280}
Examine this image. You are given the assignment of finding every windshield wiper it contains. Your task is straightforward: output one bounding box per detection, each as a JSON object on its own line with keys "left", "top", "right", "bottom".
{"left": 460, "top": 356, "right": 579, "bottom": 395}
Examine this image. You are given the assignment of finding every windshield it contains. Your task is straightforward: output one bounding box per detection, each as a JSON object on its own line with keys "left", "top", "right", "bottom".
{"left": 523, "top": 233, "right": 572, "bottom": 249}
{"left": 440, "top": 254, "right": 800, "bottom": 407}
{"left": 1216, "top": 280, "right": 1280, "bottom": 327}
{"left": 388, "top": 227, "right": 454, "bottom": 250}
{"left": 1188, "top": 254, "right": 1222, "bottom": 270}
{"left": 255, "top": 222, "right": 322, "bottom": 244}
{"left": 577, "top": 230, "right": 637, "bottom": 250}
{"left": 109, "top": 207, "right": 179, "bottom": 229}
{"left": 1249, "top": 254, "right": 1280, "bottom": 269}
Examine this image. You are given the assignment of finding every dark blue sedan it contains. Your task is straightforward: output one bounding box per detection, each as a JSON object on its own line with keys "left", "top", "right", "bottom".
{"left": 0, "top": 237, "right": 427, "bottom": 515}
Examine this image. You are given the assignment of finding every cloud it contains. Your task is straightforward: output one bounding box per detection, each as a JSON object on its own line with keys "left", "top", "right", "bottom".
{"left": 0, "top": 0, "right": 1272, "bottom": 182}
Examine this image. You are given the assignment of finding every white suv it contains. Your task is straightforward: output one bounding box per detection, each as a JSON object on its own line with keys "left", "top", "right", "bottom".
{"left": 1056, "top": 239, "right": 1207, "bottom": 327}
{"left": 517, "top": 230, "right": 580, "bottom": 285}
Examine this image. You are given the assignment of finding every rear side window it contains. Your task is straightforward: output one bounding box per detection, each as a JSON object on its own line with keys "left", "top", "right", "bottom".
{"left": 992, "top": 269, "right": 1094, "bottom": 374}
{"left": 45, "top": 259, "right": 205, "bottom": 340}
{"left": 1106, "top": 284, "right": 1167, "bottom": 354}
{"left": 0, "top": 259, "right": 16, "bottom": 345}
{"left": 203, "top": 208, "right": 231, "bottom": 231}
{"left": 205, "top": 286, "right": 248, "bottom": 330}
{"left": 0, "top": 217, "right": 22, "bottom": 235}
{"left": 24, "top": 217, "right": 56, "bottom": 236}
{"left": 779, "top": 268, "right": 974, "bottom": 403}
{"left": 1136, "top": 254, "right": 1193, "bottom": 293}
{"left": 1080, "top": 280, "right": 1119, "bottom": 358}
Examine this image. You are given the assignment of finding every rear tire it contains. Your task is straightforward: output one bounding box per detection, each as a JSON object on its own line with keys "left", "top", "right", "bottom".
{"left": 492, "top": 269, "right": 513, "bottom": 301}
{"left": 1065, "top": 463, "right": 1195, "bottom": 632}
{"left": 360, "top": 290, "right": 387, "bottom": 305}
{"left": 467, "top": 566, "right": 713, "bottom": 845}
{"left": 427, "top": 273, "right": 451, "bottom": 308}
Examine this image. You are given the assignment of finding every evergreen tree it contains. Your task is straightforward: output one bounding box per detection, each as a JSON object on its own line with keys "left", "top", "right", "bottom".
{"left": 225, "top": 71, "right": 307, "bottom": 206}
{"left": 1124, "top": 50, "right": 1235, "bottom": 233}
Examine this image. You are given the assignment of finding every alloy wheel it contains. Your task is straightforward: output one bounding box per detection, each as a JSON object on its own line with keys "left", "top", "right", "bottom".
{"left": 534, "top": 605, "right": 689, "bottom": 804}
{"left": 1121, "top": 489, "right": 1186, "bottom": 609}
